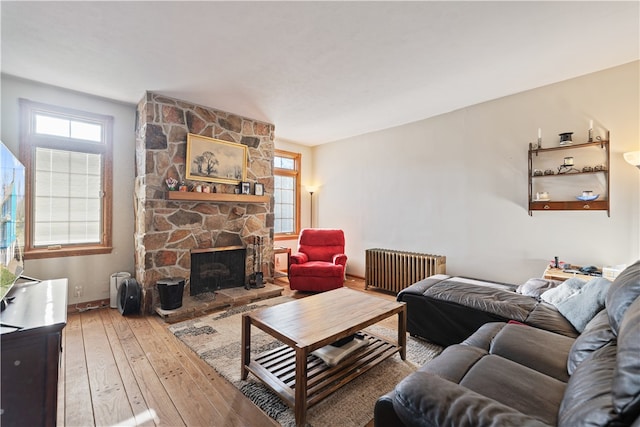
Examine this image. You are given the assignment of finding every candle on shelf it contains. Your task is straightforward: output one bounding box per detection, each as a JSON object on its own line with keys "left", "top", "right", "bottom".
{"left": 589, "top": 120, "right": 594, "bottom": 142}
{"left": 537, "top": 128, "right": 542, "bottom": 148}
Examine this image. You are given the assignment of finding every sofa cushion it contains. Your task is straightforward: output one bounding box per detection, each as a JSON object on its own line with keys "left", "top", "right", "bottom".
{"left": 540, "top": 277, "right": 586, "bottom": 305}
{"left": 422, "top": 280, "right": 534, "bottom": 322}
{"left": 555, "top": 277, "right": 611, "bottom": 332}
{"left": 417, "top": 344, "right": 488, "bottom": 382}
{"left": 392, "top": 370, "right": 549, "bottom": 427}
{"left": 458, "top": 355, "right": 566, "bottom": 425}
{"left": 567, "top": 309, "right": 615, "bottom": 375}
{"left": 558, "top": 344, "right": 618, "bottom": 427}
{"left": 464, "top": 322, "right": 573, "bottom": 382}
{"left": 606, "top": 260, "right": 640, "bottom": 335}
{"left": 612, "top": 296, "right": 640, "bottom": 424}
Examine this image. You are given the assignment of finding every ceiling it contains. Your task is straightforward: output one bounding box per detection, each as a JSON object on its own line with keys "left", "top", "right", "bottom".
{"left": 1, "top": 1, "right": 638, "bottom": 146}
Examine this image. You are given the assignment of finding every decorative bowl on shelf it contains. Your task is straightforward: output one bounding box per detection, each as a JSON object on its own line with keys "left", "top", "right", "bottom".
{"left": 576, "top": 194, "right": 599, "bottom": 201}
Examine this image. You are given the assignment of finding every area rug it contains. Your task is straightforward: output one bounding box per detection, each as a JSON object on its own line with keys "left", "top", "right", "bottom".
{"left": 169, "top": 296, "right": 442, "bottom": 427}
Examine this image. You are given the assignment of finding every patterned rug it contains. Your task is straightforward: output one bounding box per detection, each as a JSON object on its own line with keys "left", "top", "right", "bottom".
{"left": 169, "top": 296, "right": 443, "bottom": 426}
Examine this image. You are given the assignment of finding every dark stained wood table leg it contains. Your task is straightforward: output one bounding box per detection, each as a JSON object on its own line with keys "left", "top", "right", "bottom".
{"left": 241, "top": 314, "right": 251, "bottom": 380}
{"left": 294, "top": 345, "right": 308, "bottom": 427}
{"left": 398, "top": 306, "right": 407, "bottom": 360}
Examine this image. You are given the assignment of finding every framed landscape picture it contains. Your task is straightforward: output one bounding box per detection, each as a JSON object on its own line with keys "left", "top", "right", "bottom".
{"left": 186, "top": 133, "right": 247, "bottom": 184}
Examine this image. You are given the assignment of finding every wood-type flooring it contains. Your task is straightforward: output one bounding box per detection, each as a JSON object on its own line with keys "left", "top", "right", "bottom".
{"left": 58, "top": 276, "right": 394, "bottom": 426}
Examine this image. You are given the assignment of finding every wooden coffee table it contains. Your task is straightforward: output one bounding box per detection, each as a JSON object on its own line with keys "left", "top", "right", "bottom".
{"left": 241, "top": 287, "right": 406, "bottom": 426}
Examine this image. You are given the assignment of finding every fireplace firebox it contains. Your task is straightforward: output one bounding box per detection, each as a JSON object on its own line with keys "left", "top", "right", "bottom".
{"left": 190, "top": 246, "right": 246, "bottom": 295}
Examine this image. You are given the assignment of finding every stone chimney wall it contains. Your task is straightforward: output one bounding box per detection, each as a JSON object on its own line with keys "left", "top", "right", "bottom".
{"left": 134, "top": 92, "right": 275, "bottom": 313}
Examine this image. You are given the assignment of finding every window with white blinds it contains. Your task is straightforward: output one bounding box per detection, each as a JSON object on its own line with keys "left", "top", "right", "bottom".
{"left": 20, "top": 99, "right": 113, "bottom": 258}
{"left": 274, "top": 150, "right": 301, "bottom": 238}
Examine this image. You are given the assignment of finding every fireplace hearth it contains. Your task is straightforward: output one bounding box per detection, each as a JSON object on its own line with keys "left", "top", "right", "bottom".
{"left": 191, "top": 246, "right": 246, "bottom": 295}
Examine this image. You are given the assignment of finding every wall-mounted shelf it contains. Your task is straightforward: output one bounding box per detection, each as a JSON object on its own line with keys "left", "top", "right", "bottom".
{"left": 167, "top": 191, "right": 270, "bottom": 203}
{"left": 528, "top": 133, "right": 610, "bottom": 217}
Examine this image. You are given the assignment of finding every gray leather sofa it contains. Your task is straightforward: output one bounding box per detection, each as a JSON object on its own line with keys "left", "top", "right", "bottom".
{"left": 375, "top": 261, "right": 640, "bottom": 426}
{"left": 397, "top": 275, "right": 579, "bottom": 347}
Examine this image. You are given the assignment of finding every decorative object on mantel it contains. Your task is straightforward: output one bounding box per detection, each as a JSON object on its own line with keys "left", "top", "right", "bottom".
{"left": 185, "top": 133, "right": 248, "bottom": 184}
{"left": 559, "top": 132, "right": 573, "bottom": 146}
{"left": 588, "top": 120, "right": 594, "bottom": 142}
{"left": 240, "top": 182, "right": 250, "bottom": 195}
{"left": 254, "top": 182, "right": 264, "bottom": 196}
{"left": 179, "top": 181, "right": 188, "bottom": 192}
{"left": 166, "top": 177, "right": 178, "bottom": 191}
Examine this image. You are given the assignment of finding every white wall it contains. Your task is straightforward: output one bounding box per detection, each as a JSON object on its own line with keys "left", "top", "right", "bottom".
{"left": 2, "top": 62, "right": 637, "bottom": 300}
{"left": 1, "top": 75, "right": 136, "bottom": 304}
{"left": 312, "top": 62, "right": 640, "bottom": 284}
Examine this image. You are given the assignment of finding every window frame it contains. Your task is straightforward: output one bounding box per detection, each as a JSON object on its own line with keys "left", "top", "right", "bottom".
{"left": 273, "top": 149, "right": 301, "bottom": 241}
{"left": 19, "top": 99, "right": 113, "bottom": 259}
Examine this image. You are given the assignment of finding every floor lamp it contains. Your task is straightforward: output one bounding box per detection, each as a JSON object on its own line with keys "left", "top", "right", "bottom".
{"left": 307, "top": 186, "right": 317, "bottom": 228}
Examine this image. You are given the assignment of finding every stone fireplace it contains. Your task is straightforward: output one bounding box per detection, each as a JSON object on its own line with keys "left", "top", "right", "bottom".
{"left": 134, "top": 92, "right": 275, "bottom": 313}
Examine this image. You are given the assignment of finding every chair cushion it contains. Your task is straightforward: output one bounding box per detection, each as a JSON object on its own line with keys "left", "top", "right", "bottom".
{"left": 288, "top": 261, "right": 344, "bottom": 278}
{"left": 297, "top": 228, "right": 345, "bottom": 262}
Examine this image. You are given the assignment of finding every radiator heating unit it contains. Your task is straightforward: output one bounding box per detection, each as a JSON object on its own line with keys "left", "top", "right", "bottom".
{"left": 365, "top": 248, "right": 446, "bottom": 293}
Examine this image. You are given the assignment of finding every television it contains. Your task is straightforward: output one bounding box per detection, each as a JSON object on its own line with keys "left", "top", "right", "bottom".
{"left": 0, "top": 141, "right": 25, "bottom": 309}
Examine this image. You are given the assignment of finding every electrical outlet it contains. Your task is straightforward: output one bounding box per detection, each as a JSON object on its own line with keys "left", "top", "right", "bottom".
{"left": 74, "top": 285, "right": 83, "bottom": 298}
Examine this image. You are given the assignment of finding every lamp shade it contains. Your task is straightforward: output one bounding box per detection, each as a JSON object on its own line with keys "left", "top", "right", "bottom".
{"left": 623, "top": 151, "right": 640, "bottom": 169}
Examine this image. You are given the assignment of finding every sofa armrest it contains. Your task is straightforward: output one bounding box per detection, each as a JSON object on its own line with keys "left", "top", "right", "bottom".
{"left": 333, "top": 253, "right": 347, "bottom": 266}
{"left": 289, "top": 252, "right": 308, "bottom": 264}
{"left": 392, "top": 371, "right": 549, "bottom": 427}
{"left": 374, "top": 391, "right": 404, "bottom": 427}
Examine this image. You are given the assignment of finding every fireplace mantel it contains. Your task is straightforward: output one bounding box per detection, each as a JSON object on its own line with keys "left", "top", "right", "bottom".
{"left": 167, "top": 192, "right": 270, "bottom": 203}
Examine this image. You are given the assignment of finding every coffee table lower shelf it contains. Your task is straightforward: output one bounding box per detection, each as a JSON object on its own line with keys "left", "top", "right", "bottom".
{"left": 245, "top": 331, "right": 399, "bottom": 409}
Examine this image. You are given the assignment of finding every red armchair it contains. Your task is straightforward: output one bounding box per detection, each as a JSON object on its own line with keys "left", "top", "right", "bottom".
{"left": 288, "top": 228, "right": 347, "bottom": 292}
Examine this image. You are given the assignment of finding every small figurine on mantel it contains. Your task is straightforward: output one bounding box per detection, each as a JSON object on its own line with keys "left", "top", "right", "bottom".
{"left": 165, "top": 177, "right": 178, "bottom": 191}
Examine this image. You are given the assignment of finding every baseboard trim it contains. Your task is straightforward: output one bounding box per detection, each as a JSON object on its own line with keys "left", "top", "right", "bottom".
{"left": 67, "top": 298, "right": 111, "bottom": 314}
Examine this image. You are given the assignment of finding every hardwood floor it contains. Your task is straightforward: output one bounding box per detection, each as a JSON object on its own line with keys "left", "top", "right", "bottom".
{"left": 58, "top": 276, "right": 395, "bottom": 426}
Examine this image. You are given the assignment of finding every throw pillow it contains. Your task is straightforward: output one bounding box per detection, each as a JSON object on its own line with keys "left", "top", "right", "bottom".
{"left": 517, "top": 277, "right": 563, "bottom": 299}
{"left": 540, "top": 277, "right": 586, "bottom": 305}
{"left": 555, "top": 277, "right": 611, "bottom": 333}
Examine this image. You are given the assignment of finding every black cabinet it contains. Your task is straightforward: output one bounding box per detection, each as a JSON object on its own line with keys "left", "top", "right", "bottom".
{"left": 1, "top": 279, "right": 68, "bottom": 427}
